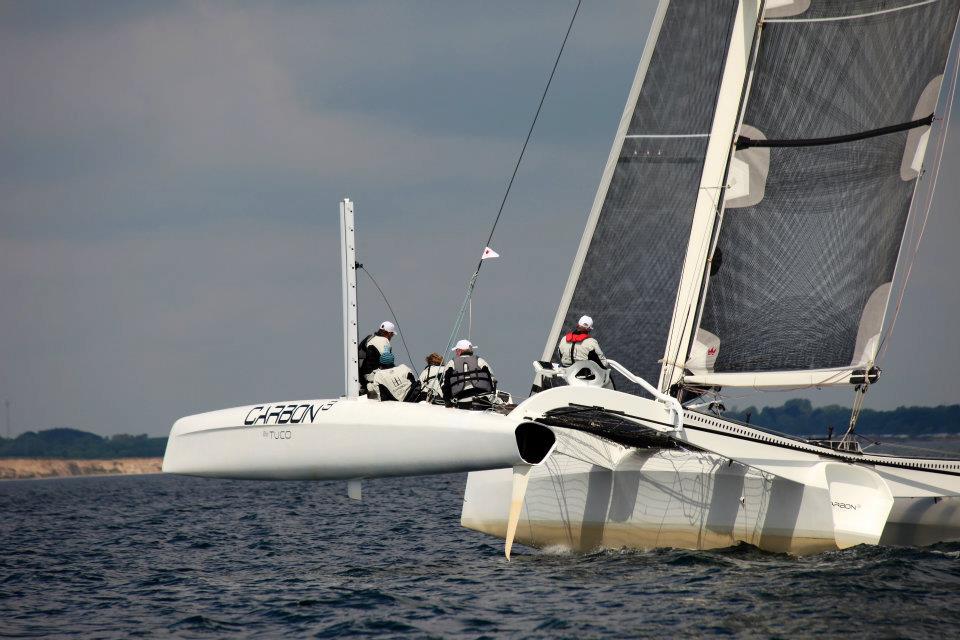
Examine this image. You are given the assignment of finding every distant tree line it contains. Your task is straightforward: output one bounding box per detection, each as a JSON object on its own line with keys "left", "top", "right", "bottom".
{"left": 0, "top": 428, "right": 166, "bottom": 459}
{"left": 2, "top": 402, "right": 959, "bottom": 458}
{"left": 725, "top": 399, "right": 960, "bottom": 437}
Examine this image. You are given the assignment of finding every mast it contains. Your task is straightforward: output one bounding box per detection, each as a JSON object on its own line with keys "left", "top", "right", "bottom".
{"left": 658, "top": 0, "right": 764, "bottom": 394}
{"left": 340, "top": 198, "right": 360, "bottom": 399}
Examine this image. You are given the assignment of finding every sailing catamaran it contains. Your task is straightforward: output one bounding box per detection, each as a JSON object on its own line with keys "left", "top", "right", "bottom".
{"left": 163, "top": 0, "right": 960, "bottom": 556}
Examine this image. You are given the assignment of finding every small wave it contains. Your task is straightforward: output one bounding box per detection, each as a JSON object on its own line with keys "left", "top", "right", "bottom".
{"left": 168, "top": 615, "right": 245, "bottom": 632}
{"left": 539, "top": 544, "right": 574, "bottom": 556}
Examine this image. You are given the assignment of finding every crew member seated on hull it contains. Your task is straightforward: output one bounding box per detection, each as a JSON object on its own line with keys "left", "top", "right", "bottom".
{"left": 442, "top": 339, "right": 497, "bottom": 409}
{"left": 359, "top": 321, "right": 396, "bottom": 393}
{"left": 557, "top": 315, "right": 613, "bottom": 389}
{"left": 368, "top": 349, "right": 420, "bottom": 402}
{"left": 418, "top": 352, "right": 445, "bottom": 403}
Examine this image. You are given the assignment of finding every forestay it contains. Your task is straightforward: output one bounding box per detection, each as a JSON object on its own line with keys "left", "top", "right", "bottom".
{"left": 685, "top": 0, "right": 960, "bottom": 388}
{"left": 545, "top": 0, "right": 742, "bottom": 393}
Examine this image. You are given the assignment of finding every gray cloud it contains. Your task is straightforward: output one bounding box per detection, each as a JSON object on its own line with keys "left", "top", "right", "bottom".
{"left": 1, "top": 1, "right": 957, "bottom": 436}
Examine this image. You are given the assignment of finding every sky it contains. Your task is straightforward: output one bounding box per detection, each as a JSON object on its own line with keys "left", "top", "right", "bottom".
{"left": 1, "top": 1, "right": 959, "bottom": 437}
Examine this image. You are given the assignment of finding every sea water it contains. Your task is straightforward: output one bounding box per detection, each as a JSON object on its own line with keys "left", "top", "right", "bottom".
{"left": 2, "top": 470, "right": 959, "bottom": 638}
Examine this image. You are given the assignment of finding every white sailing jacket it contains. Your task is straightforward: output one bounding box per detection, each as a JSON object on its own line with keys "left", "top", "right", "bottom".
{"left": 360, "top": 334, "right": 393, "bottom": 386}
{"left": 557, "top": 331, "right": 608, "bottom": 368}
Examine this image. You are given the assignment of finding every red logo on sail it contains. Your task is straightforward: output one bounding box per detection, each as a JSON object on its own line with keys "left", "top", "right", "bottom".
{"left": 707, "top": 347, "right": 717, "bottom": 356}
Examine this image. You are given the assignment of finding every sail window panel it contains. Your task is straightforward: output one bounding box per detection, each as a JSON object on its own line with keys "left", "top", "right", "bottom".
{"left": 628, "top": 0, "right": 739, "bottom": 136}
{"left": 746, "top": 0, "right": 958, "bottom": 141}
{"left": 699, "top": 133, "right": 915, "bottom": 374}
{"left": 563, "top": 137, "right": 709, "bottom": 391}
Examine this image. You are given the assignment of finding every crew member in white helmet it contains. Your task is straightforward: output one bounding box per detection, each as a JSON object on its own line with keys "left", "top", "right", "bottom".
{"left": 359, "top": 321, "right": 396, "bottom": 392}
{"left": 558, "top": 315, "right": 608, "bottom": 369}
{"left": 442, "top": 339, "right": 496, "bottom": 408}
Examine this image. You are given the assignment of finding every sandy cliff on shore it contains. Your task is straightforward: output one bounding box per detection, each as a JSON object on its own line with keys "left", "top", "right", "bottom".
{"left": 0, "top": 457, "right": 163, "bottom": 480}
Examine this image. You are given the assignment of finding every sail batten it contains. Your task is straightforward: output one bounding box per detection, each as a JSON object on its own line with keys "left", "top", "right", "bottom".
{"left": 736, "top": 113, "right": 934, "bottom": 149}
{"left": 624, "top": 133, "right": 712, "bottom": 139}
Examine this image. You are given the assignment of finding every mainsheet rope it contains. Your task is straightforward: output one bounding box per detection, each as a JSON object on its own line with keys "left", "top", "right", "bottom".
{"left": 444, "top": 0, "right": 582, "bottom": 354}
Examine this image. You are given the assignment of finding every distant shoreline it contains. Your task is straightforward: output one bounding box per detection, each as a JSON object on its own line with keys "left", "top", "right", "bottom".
{"left": 0, "top": 457, "right": 162, "bottom": 480}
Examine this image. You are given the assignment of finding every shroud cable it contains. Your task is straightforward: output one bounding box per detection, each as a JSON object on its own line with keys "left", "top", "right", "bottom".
{"left": 357, "top": 264, "right": 417, "bottom": 373}
{"left": 444, "top": 0, "right": 582, "bottom": 353}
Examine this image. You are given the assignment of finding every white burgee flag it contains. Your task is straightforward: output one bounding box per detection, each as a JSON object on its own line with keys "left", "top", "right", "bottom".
{"left": 481, "top": 246, "right": 500, "bottom": 260}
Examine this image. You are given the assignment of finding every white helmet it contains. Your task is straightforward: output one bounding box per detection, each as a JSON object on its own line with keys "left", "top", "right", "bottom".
{"left": 379, "top": 321, "right": 396, "bottom": 333}
{"left": 452, "top": 339, "right": 475, "bottom": 352}
{"left": 577, "top": 315, "right": 594, "bottom": 330}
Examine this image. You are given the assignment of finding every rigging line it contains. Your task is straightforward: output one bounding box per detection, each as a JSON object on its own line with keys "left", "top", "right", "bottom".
{"left": 878, "top": 28, "right": 960, "bottom": 361}
{"left": 476, "top": 0, "right": 581, "bottom": 272}
{"left": 853, "top": 434, "right": 960, "bottom": 458}
{"left": 444, "top": 0, "right": 582, "bottom": 352}
{"left": 357, "top": 264, "right": 417, "bottom": 373}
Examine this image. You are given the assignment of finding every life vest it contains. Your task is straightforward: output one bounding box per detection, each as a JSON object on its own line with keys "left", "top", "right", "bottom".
{"left": 372, "top": 364, "right": 418, "bottom": 402}
{"left": 558, "top": 330, "right": 608, "bottom": 369}
{"left": 419, "top": 364, "right": 445, "bottom": 398}
{"left": 359, "top": 334, "right": 392, "bottom": 383}
{"left": 358, "top": 334, "right": 371, "bottom": 356}
{"left": 445, "top": 355, "right": 494, "bottom": 400}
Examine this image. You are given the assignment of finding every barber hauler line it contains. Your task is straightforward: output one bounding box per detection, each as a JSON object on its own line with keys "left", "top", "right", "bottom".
{"left": 244, "top": 401, "right": 338, "bottom": 426}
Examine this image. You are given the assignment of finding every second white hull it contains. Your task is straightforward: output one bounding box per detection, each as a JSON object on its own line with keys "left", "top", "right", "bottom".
{"left": 462, "top": 429, "right": 960, "bottom": 555}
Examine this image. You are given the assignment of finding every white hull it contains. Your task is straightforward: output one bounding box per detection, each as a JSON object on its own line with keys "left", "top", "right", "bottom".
{"left": 163, "top": 385, "right": 960, "bottom": 555}
{"left": 462, "top": 428, "right": 960, "bottom": 556}
{"left": 162, "top": 396, "right": 554, "bottom": 480}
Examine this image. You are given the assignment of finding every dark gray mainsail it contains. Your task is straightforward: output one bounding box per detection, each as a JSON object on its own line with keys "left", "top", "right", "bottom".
{"left": 545, "top": 0, "right": 742, "bottom": 392}
{"left": 690, "top": 0, "right": 960, "bottom": 383}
